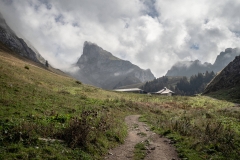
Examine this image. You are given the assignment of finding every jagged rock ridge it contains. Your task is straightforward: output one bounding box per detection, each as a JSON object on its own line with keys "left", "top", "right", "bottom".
{"left": 166, "top": 60, "right": 212, "bottom": 77}
{"left": 212, "top": 48, "right": 240, "bottom": 71}
{"left": 0, "top": 12, "right": 45, "bottom": 64}
{"left": 72, "top": 42, "right": 155, "bottom": 89}
{"left": 166, "top": 48, "right": 240, "bottom": 77}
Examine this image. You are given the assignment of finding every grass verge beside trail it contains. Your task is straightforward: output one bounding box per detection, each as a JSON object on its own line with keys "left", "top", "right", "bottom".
{"left": 139, "top": 96, "right": 240, "bottom": 160}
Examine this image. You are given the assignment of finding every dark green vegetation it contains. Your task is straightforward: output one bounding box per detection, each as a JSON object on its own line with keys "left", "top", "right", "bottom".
{"left": 141, "top": 71, "right": 215, "bottom": 95}
{"left": 1, "top": 47, "right": 240, "bottom": 159}
{"left": 174, "top": 71, "right": 215, "bottom": 95}
{"left": 205, "top": 86, "right": 240, "bottom": 104}
{"left": 141, "top": 76, "right": 181, "bottom": 92}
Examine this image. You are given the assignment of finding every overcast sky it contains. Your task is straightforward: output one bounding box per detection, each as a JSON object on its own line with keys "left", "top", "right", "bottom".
{"left": 0, "top": 0, "right": 240, "bottom": 77}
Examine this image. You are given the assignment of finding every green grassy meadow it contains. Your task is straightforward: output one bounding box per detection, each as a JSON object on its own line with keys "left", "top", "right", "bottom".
{"left": 205, "top": 86, "right": 240, "bottom": 104}
{"left": 1, "top": 49, "right": 240, "bottom": 159}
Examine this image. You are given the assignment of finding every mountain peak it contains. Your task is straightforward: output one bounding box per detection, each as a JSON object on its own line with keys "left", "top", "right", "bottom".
{"left": 213, "top": 48, "right": 240, "bottom": 71}
{"left": 83, "top": 41, "right": 96, "bottom": 47}
{"left": 73, "top": 42, "right": 155, "bottom": 89}
{"left": 81, "top": 41, "right": 120, "bottom": 61}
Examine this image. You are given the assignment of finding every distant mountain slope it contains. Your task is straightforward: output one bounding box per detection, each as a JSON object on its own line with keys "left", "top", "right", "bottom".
{"left": 203, "top": 56, "right": 240, "bottom": 103}
{"left": 0, "top": 12, "right": 45, "bottom": 64}
{"left": 166, "top": 48, "right": 240, "bottom": 77}
{"left": 0, "top": 41, "right": 69, "bottom": 77}
{"left": 0, "top": 12, "right": 67, "bottom": 77}
{"left": 72, "top": 42, "right": 155, "bottom": 89}
{"left": 204, "top": 56, "right": 240, "bottom": 93}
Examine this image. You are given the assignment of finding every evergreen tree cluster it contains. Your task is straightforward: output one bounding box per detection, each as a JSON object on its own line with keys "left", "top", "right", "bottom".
{"left": 141, "top": 76, "right": 175, "bottom": 92}
{"left": 175, "top": 71, "right": 215, "bottom": 95}
{"left": 141, "top": 71, "right": 215, "bottom": 95}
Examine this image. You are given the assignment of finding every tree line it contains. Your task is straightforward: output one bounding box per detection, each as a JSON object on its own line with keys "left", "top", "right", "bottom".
{"left": 141, "top": 71, "right": 215, "bottom": 95}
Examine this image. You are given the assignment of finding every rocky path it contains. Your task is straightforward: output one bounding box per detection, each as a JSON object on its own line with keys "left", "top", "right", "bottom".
{"left": 105, "top": 115, "right": 179, "bottom": 160}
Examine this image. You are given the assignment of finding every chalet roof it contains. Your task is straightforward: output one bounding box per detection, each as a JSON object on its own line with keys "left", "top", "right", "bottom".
{"left": 114, "top": 88, "right": 144, "bottom": 92}
{"left": 155, "top": 87, "right": 174, "bottom": 94}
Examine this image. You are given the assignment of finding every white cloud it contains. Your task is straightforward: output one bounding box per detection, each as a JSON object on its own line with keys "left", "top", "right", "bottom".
{"left": 0, "top": 0, "right": 240, "bottom": 77}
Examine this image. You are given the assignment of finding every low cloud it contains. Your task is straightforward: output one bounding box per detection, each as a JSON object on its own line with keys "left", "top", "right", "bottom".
{"left": 0, "top": 0, "right": 240, "bottom": 77}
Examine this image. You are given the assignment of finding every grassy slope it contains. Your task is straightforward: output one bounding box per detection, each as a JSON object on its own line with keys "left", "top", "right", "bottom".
{"left": 0, "top": 49, "right": 132, "bottom": 159}
{"left": 205, "top": 86, "right": 240, "bottom": 104}
{"left": 140, "top": 96, "right": 240, "bottom": 159}
{"left": 1, "top": 46, "right": 240, "bottom": 159}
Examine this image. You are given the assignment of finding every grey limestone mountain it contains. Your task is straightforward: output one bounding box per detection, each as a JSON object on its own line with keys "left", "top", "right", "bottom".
{"left": 165, "top": 60, "right": 212, "bottom": 77}
{"left": 72, "top": 42, "right": 155, "bottom": 89}
{"left": 212, "top": 48, "right": 240, "bottom": 72}
{"left": 0, "top": 12, "right": 45, "bottom": 64}
{"left": 166, "top": 48, "right": 240, "bottom": 77}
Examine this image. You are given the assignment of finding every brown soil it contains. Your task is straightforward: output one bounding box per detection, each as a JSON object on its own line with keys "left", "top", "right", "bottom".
{"left": 105, "top": 115, "right": 179, "bottom": 160}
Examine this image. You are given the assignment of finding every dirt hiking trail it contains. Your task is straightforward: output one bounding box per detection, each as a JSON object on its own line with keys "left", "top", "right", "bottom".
{"left": 105, "top": 115, "right": 179, "bottom": 160}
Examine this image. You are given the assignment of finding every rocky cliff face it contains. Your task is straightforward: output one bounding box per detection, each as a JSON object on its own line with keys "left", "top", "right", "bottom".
{"left": 212, "top": 48, "right": 240, "bottom": 72}
{"left": 73, "top": 42, "right": 155, "bottom": 89}
{"left": 0, "top": 12, "right": 45, "bottom": 64}
{"left": 204, "top": 56, "right": 240, "bottom": 94}
{"left": 166, "top": 60, "right": 212, "bottom": 77}
{"left": 166, "top": 48, "right": 240, "bottom": 77}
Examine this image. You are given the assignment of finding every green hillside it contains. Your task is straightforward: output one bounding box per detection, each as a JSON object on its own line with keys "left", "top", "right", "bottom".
{"left": 1, "top": 45, "right": 240, "bottom": 159}
{"left": 0, "top": 46, "right": 131, "bottom": 159}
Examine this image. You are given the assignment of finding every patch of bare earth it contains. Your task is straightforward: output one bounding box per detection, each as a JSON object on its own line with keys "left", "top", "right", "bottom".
{"left": 105, "top": 115, "right": 179, "bottom": 160}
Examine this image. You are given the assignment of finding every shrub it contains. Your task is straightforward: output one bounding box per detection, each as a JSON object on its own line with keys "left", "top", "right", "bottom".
{"left": 24, "top": 65, "right": 29, "bottom": 70}
{"left": 59, "top": 110, "right": 110, "bottom": 148}
{"left": 0, "top": 120, "right": 39, "bottom": 146}
{"left": 75, "top": 80, "right": 82, "bottom": 85}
